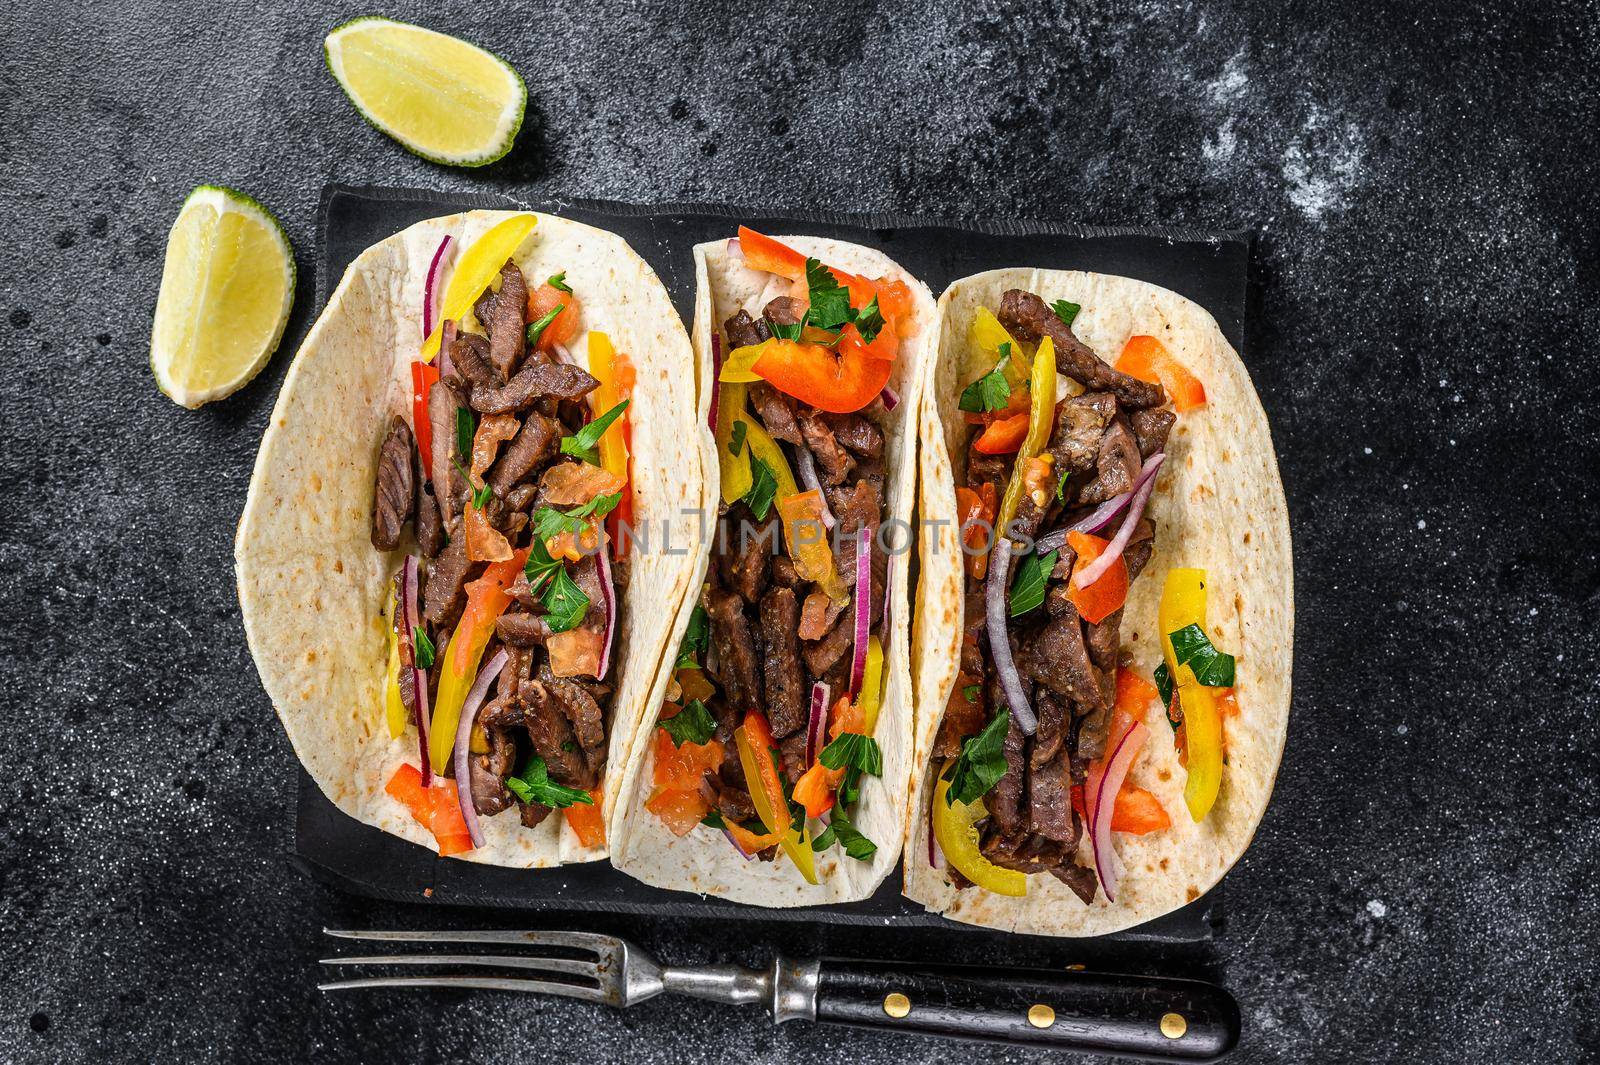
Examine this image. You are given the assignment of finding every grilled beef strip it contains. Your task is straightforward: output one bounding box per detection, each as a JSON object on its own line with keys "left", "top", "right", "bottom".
{"left": 520, "top": 676, "right": 594, "bottom": 788}
{"left": 542, "top": 663, "right": 607, "bottom": 775}
{"left": 801, "top": 603, "right": 854, "bottom": 677}
{"left": 998, "top": 289, "right": 1165, "bottom": 409}
{"left": 705, "top": 585, "right": 764, "bottom": 714}
{"left": 484, "top": 261, "right": 528, "bottom": 379}
{"left": 748, "top": 382, "right": 803, "bottom": 446}
{"left": 723, "top": 310, "right": 765, "bottom": 348}
{"left": 472, "top": 361, "right": 599, "bottom": 415}
{"left": 422, "top": 534, "right": 471, "bottom": 627}
{"left": 718, "top": 508, "right": 775, "bottom": 603}
{"left": 469, "top": 726, "right": 517, "bottom": 816}
{"left": 486, "top": 412, "right": 561, "bottom": 497}
{"left": 446, "top": 330, "right": 501, "bottom": 399}
{"left": 1130, "top": 407, "right": 1175, "bottom": 457}
{"left": 759, "top": 586, "right": 805, "bottom": 739}
{"left": 763, "top": 296, "right": 806, "bottom": 327}
{"left": 822, "top": 412, "right": 883, "bottom": 459}
{"left": 371, "top": 415, "right": 415, "bottom": 550}
{"left": 1078, "top": 417, "right": 1142, "bottom": 505}
{"left": 714, "top": 784, "right": 757, "bottom": 825}
{"left": 798, "top": 408, "right": 853, "bottom": 484}
{"left": 414, "top": 470, "right": 444, "bottom": 558}
{"left": 427, "top": 379, "right": 466, "bottom": 529}
{"left": 496, "top": 612, "right": 551, "bottom": 646}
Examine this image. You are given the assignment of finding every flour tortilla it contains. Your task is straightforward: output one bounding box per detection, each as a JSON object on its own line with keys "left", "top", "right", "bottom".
{"left": 608, "top": 236, "right": 937, "bottom": 905}
{"left": 235, "top": 210, "right": 704, "bottom": 867}
{"left": 906, "top": 268, "right": 1292, "bottom": 936}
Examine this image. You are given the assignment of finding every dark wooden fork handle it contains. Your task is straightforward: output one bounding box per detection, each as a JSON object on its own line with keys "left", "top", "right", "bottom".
{"left": 812, "top": 959, "right": 1238, "bottom": 1060}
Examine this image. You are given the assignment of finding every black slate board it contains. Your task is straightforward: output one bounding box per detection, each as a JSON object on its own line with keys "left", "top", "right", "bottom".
{"left": 293, "top": 183, "right": 1249, "bottom": 942}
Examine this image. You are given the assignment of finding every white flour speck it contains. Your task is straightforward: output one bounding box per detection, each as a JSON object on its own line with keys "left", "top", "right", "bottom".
{"left": 1367, "top": 900, "right": 1388, "bottom": 919}
{"left": 1417, "top": 519, "right": 1426, "bottom": 529}
{"left": 1281, "top": 103, "right": 1367, "bottom": 220}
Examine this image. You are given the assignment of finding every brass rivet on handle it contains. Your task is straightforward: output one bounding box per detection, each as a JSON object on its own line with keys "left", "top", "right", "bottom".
{"left": 1160, "top": 1012, "right": 1188, "bottom": 1039}
{"left": 883, "top": 993, "right": 911, "bottom": 1018}
{"left": 1028, "top": 1004, "right": 1056, "bottom": 1028}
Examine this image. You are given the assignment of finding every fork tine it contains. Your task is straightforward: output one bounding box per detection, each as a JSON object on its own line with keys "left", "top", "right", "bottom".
{"left": 319, "top": 954, "right": 600, "bottom": 978}
{"left": 318, "top": 975, "right": 612, "bottom": 1002}
{"left": 321, "top": 929, "right": 613, "bottom": 952}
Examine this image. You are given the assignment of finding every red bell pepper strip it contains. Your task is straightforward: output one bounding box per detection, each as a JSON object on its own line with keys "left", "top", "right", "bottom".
{"left": 385, "top": 763, "right": 473, "bottom": 855}
{"left": 428, "top": 550, "right": 529, "bottom": 773}
{"left": 411, "top": 361, "right": 440, "bottom": 480}
{"left": 1115, "top": 335, "right": 1206, "bottom": 412}
{"left": 792, "top": 761, "right": 843, "bottom": 819}
{"left": 737, "top": 226, "right": 808, "bottom": 279}
{"left": 752, "top": 338, "right": 892, "bottom": 415}
{"left": 973, "top": 412, "right": 1030, "bottom": 454}
{"left": 564, "top": 790, "right": 607, "bottom": 848}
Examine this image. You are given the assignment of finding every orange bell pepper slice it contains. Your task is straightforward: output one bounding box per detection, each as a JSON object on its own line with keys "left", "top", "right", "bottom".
{"left": 752, "top": 337, "right": 892, "bottom": 415}
{"left": 1065, "top": 531, "right": 1128, "bottom": 624}
{"left": 564, "top": 790, "right": 607, "bottom": 848}
{"left": 737, "top": 226, "right": 808, "bottom": 279}
{"left": 1115, "top": 335, "right": 1206, "bottom": 412}
{"left": 385, "top": 763, "right": 473, "bottom": 855}
{"left": 725, "top": 819, "right": 781, "bottom": 853}
{"left": 429, "top": 550, "right": 529, "bottom": 773}
{"left": 955, "top": 484, "right": 998, "bottom": 579}
{"left": 737, "top": 711, "right": 792, "bottom": 834}
{"left": 793, "top": 761, "right": 844, "bottom": 819}
{"left": 973, "top": 412, "right": 1030, "bottom": 454}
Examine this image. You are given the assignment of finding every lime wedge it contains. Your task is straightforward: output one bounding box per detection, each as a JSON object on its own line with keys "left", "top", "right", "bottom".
{"left": 149, "top": 186, "right": 295, "bottom": 409}
{"left": 324, "top": 17, "right": 526, "bottom": 167}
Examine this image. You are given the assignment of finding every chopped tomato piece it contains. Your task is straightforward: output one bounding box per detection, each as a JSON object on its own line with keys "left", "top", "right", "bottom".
{"left": 525, "top": 283, "right": 582, "bottom": 351}
{"left": 737, "top": 226, "right": 808, "bottom": 280}
{"left": 677, "top": 667, "right": 716, "bottom": 705}
{"left": 646, "top": 787, "right": 709, "bottom": 837}
{"left": 651, "top": 726, "right": 725, "bottom": 792}
{"left": 1115, "top": 335, "right": 1206, "bottom": 412}
{"left": 973, "top": 413, "right": 1029, "bottom": 454}
{"left": 547, "top": 628, "right": 604, "bottom": 679}
{"left": 793, "top": 761, "right": 844, "bottom": 819}
{"left": 871, "top": 277, "right": 916, "bottom": 335}
{"left": 752, "top": 337, "right": 892, "bottom": 414}
{"left": 463, "top": 502, "right": 514, "bottom": 563}
{"left": 1071, "top": 782, "right": 1172, "bottom": 835}
{"left": 936, "top": 668, "right": 987, "bottom": 755}
{"left": 1065, "top": 531, "right": 1129, "bottom": 624}
{"left": 827, "top": 696, "right": 865, "bottom": 740}
{"left": 564, "top": 790, "right": 607, "bottom": 847}
{"left": 385, "top": 764, "right": 473, "bottom": 855}
{"left": 1115, "top": 668, "right": 1161, "bottom": 717}
{"left": 539, "top": 462, "right": 626, "bottom": 506}
{"left": 955, "top": 484, "right": 998, "bottom": 579}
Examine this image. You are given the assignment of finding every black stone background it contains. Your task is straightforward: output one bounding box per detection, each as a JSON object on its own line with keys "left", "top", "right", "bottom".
{"left": 1, "top": 2, "right": 1596, "bottom": 1063}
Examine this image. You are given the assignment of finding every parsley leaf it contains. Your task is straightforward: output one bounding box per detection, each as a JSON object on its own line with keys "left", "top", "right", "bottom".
{"left": 412, "top": 627, "right": 435, "bottom": 670}
{"left": 546, "top": 271, "right": 571, "bottom": 293}
{"left": 803, "top": 257, "right": 853, "bottom": 331}
{"left": 745, "top": 458, "right": 778, "bottom": 521}
{"left": 811, "top": 822, "right": 836, "bottom": 851}
{"left": 944, "top": 708, "right": 1010, "bottom": 806}
{"left": 826, "top": 808, "right": 878, "bottom": 861}
{"left": 1009, "top": 550, "right": 1058, "bottom": 617}
{"left": 1050, "top": 299, "right": 1082, "bottom": 328}
{"left": 523, "top": 534, "right": 563, "bottom": 593}
{"left": 541, "top": 567, "right": 590, "bottom": 633}
{"left": 532, "top": 505, "right": 586, "bottom": 543}
{"left": 962, "top": 684, "right": 981, "bottom": 703}
{"left": 525, "top": 306, "right": 562, "bottom": 348}
{"left": 471, "top": 481, "right": 494, "bottom": 511}
{"left": 767, "top": 318, "right": 803, "bottom": 342}
{"left": 959, "top": 365, "right": 1011, "bottom": 414}
{"left": 852, "top": 296, "right": 885, "bottom": 344}
{"left": 659, "top": 700, "right": 718, "bottom": 746}
{"left": 700, "top": 810, "right": 727, "bottom": 829}
{"left": 1153, "top": 662, "right": 1174, "bottom": 711}
{"left": 1169, "top": 624, "right": 1236, "bottom": 687}
{"left": 455, "top": 407, "right": 475, "bottom": 458}
{"left": 1057, "top": 471, "right": 1071, "bottom": 506}
{"left": 675, "top": 604, "right": 710, "bottom": 669}
{"left": 560, "top": 399, "right": 630, "bottom": 465}
{"left": 838, "top": 765, "right": 863, "bottom": 807}
{"left": 728, "top": 420, "right": 748, "bottom": 456}
{"left": 570, "top": 490, "right": 622, "bottom": 522}
{"left": 505, "top": 756, "right": 593, "bottom": 809}
{"left": 819, "top": 732, "right": 883, "bottom": 777}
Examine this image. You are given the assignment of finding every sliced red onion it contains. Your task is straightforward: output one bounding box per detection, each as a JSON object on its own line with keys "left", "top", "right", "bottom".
{"left": 422, "top": 235, "right": 455, "bottom": 339}
{"left": 878, "top": 383, "right": 900, "bottom": 411}
{"left": 1036, "top": 451, "right": 1166, "bottom": 556}
{"left": 437, "top": 320, "right": 456, "bottom": 382}
{"left": 708, "top": 333, "right": 722, "bottom": 433}
{"left": 551, "top": 342, "right": 576, "bottom": 366}
{"left": 399, "top": 556, "right": 432, "bottom": 787}
{"left": 804, "top": 682, "right": 830, "bottom": 767}
{"left": 1087, "top": 719, "right": 1149, "bottom": 902}
{"left": 722, "top": 829, "right": 755, "bottom": 859}
{"left": 1074, "top": 453, "right": 1165, "bottom": 588}
{"left": 792, "top": 446, "right": 836, "bottom": 530}
{"left": 452, "top": 648, "right": 509, "bottom": 852}
{"left": 927, "top": 794, "right": 942, "bottom": 868}
{"left": 726, "top": 237, "right": 744, "bottom": 261}
{"left": 596, "top": 539, "right": 617, "bottom": 681}
{"left": 984, "top": 543, "right": 1036, "bottom": 735}
{"left": 848, "top": 527, "right": 872, "bottom": 697}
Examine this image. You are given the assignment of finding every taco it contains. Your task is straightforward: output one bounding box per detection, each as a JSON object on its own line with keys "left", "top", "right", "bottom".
{"left": 905, "top": 269, "right": 1292, "bottom": 935}
{"left": 608, "top": 228, "right": 936, "bottom": 905}
{"left": 236, "top": 210, "right": 704, "bottom": 866}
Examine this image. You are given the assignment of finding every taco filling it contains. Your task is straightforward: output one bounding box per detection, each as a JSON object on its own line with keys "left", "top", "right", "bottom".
{"left": 643, "top": 228, "right": 915, "bottom": 881}
{"left": 931, "top": 288, "right": 1237, "bottom": 904}
{"left": 374, "top": 254, "right": 631, "bottom": 856}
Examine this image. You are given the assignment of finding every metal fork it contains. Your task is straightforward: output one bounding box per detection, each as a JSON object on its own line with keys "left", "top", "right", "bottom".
{"left": 319, "top": 928, "right": 1238, "bottom": 1059}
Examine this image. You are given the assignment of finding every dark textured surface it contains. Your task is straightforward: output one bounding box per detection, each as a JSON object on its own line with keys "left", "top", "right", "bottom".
{"left": 2, "top": 2, "right": 1597, "bottom": 1063}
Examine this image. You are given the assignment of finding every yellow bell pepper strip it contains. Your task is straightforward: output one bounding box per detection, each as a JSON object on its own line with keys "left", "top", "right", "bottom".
{"left": 741, "top": 418, "right": 799, "bottom": 498}
{"left": 1159, "top": 568, "right": 1224, "bottom": 821}
{"left": 586, "top": 331, "right": 634, "bottom": 553}
{"left": 992, "top": 337, "right": 1057, "bottom": 549}
{"left": 968, "top": 307, "right": 1031, "bottom": 387}
{"left": 383, "top": 624, "right": 407, "bottom": 739}
{"left": 736, "top": 711, "right": 818, "bottom": 883}
{"left": 716, "top": 381, "right": 754, "bottom": 504}
{"left": 719, "top": 343, "right": 766, "bottom": 384}
{"left": 421, "top": 214, "right": 539, "bottom": 358}
{"left": 428, "top": 550, "right": 529, "bottom": 774}
{"left": 931, "top": 765, "right": 1027, "bottom": 897}
{"left": 857, "top": 635, "right": 886, "bottom": 735}
{"left": 775, "top": 490, "right": 849, "bottom": 603}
